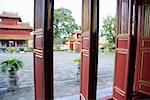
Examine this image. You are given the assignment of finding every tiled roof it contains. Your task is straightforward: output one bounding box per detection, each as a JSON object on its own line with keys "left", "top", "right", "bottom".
{"left": 0, "top": 22, "right": 33, "bottom": 30}
{"left": 0, "top": 12, "right": 21, "bottom": 19}
{"left": 0, "top": 25, "right": 32, "bottom": 30}
{"left": 0, "top": 34, "right": 32, "bottom": 40}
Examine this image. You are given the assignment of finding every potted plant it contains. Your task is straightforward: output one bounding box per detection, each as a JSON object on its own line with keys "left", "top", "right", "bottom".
{"left": 73, "top": 57, "right": 81, "bottom": 81}
{"left": 0, "top": 58, "right": 23, "bottom": 91}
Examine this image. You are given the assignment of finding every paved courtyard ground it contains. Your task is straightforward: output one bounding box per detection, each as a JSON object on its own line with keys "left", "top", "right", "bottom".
{"left": 0, "top": 51, "right": 114, "bottom": 100}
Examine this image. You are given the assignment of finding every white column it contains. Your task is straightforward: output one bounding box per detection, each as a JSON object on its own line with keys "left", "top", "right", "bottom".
{"left": 15, "top": 41, "right": 18, "bottom": 47}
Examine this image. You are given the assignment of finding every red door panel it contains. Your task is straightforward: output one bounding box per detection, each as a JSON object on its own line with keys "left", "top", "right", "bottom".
{"left": 141, "top": 51, "right": 150, "bottom": 81}
{"left": 80, "top": 51, "right": 90, "bottom": 99}
{"left": 34, "top": 0, "right": 45, "bottom": 98}
{"left": 117, "top": 38, "right": 128, "bottom": 49}
{"left": 34, "top": 52, "right": 45, "bottom": 100}
{"left": 113, "top": 90, "right": 125, "bottom": 100}
{"left": 80, "top": 0, "right": 99, "bottom": 99}
{"left": 80, "top": 0, "right": 91, "bottom": 99}
{"left": 115, "top": 52, "right": 127, "bottom": 91}
{"left": 34, "top": 0, "right": 54, "bottom": 100}
{"left": 113, "top": 36, "right": 130, "bottom": 99}
{"left": 113, "top": 0, "right": 136, "bottom": 99}
{"left": 134, "top": 2, "right": 150, "bottom": 96}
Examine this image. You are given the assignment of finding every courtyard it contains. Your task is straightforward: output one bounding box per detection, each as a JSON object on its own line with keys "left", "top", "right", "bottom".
{"left": 0, "top": 51, "right": 114, "bottom": 100}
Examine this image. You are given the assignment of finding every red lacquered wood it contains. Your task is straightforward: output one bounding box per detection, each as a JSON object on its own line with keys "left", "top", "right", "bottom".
{"left": 34, "top": 52, "right": 45, "bottom": 100}
{"left": 134, "top": 1, "right": 150, "bottom": 96}
{"left": 0, "top": 29, "right": 31, "bottom": 35}
{"left": 70, "top": 42, "right": 73, "bottom": 50}
{"left": 113, "top": 0, "right": 138, "bottom": 99}
{"left": 98, "top": 96, "right": 112, "bottom": 100}
{"left": 34, "top": 0, "right": 54, "bottom": 100}
{"left": 80, "top": 0, "right": 99, "bottom": 99}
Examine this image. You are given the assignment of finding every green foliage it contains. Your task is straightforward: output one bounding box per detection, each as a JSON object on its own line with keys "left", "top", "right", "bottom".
{"left": 54, "top": 37, "right": 66, "bottom": 45}
{"left": 54, "top": 7, "right": 78, "bottom": 44}
{"left": 73, "top": 57, "right": 81, "bottom": 65}
{"left": 100, "top": 43, "right": 115, "bottom": 53}
{"left": 100, "top": 43, "right": 115, "bottom": 49}
{"left": 0, "top": 58, "right": 23, "bottom": 73}
{"left": 8, "top": 48, "right": 14, "bottom": 53}
{"left": 101, "top": 16, "right": 116, "bottom": 44}
{"left": 25, "top": 48, "right": 33, "bottom": 52}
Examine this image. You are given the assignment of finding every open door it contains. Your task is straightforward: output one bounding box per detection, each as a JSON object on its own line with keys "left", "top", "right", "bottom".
{"left": 113, "top": 0, "right": 138, "bottom": 99}
{"left": 34, "top": 0, "right": 54, "bottom": 100}
{"left": 80, "top": 0, "right": 99, "bottom": 99}
{"left": 134, "top": 1, "right": 150, "bottom": 96}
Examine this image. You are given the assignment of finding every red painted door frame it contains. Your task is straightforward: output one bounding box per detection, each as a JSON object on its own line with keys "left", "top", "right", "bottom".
{"left": 34, "top": 0, "right": 54, "bottom": 100}
{"left": 80, "top": 0, "right": 99, "bottom": 99}
{"left": 113, "top": 0, "right": 138, "bottom": 99}
{"left": 33, "top": 0, "right": 141, "bottom": 99}
{"left": 33, "top": 0, "right": 99, "bottom": 99}
{"left": 134, "top": 1, "right": 150, "bottom": 96}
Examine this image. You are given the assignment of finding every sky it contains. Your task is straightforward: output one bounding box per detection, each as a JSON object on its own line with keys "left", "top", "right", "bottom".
{"left": 0, "top": 0, "right": 116, "bottom": 29}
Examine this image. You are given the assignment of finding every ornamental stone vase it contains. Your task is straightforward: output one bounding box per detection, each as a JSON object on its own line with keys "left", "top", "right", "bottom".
{"left": 7, "top": 68, "right": 18, "bottom": 91}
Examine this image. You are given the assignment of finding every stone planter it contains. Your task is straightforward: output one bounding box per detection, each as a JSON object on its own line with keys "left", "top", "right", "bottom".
{"left": 7, "top": 69, "right": 18, "bottom": 91}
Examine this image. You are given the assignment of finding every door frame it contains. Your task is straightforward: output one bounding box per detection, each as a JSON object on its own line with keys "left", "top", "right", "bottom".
{"left": 112, "top": 0, "right": 138, "bottom": 99}
{"left": 33, "top": 0, "right": 138, "bottom": 99}
{"left": 80, "top": 0, "right": 99, "bottom": 99}
{"left": 134, "top": 0, "right": 150, "bottom": 96}
{"left": 34, "top": 0, "right": 54, "bottom": 99}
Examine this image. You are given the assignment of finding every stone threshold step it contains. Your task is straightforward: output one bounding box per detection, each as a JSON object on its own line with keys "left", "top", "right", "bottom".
{"left": 55, "top": 87, "right": 112, "bottom": 100}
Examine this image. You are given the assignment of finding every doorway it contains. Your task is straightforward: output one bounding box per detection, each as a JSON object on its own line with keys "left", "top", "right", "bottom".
{"left": 0, "top": 0, "right": 35, "bottom": 100}
{"left": 53, "top": 0, "right": 82, "bottom": 99}
{"left": 33, "top": 0, "right": 150, "bottom": 100}
{"left": 96, "top": 0, "right": 116, "bottom": 98}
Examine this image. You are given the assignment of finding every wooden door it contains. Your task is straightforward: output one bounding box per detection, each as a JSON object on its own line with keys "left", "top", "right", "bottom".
{"left": 113, "top": 0, "right": 138, "bottom": 99}
{"left": 34, "top": 0, "right": 54, "bottom": 100}
{"left": 80, "top": 0, "right": 99, "bottom": 99}
{"left": 70, "top": 42, "right": 73, "bottom": 50}
{"left": 134, "top": 1, "right": 150, "bottom": 96}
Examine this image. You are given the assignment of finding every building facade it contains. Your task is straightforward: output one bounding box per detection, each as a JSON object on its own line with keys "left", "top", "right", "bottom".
{"left": 66, "top": 30, "right": 81, "bottom": 52}
{"left": 0, "top": 12, "right": 32, "bottom": 47}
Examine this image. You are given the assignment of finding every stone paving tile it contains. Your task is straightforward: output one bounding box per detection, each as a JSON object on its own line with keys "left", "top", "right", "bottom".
{"left": 0, "top": 52, "right": 114, "bottom": 99}
{"left": 0, "top": 87, "right": 34, "bottom": 100}
{"left": 54, "top": 80, "right": 80, "bottom": 98}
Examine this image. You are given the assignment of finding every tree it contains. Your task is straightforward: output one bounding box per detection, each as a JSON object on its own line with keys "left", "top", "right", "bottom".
{"left": 100, "top": 16, "right": 116, "bottom": 44}
{"left": 53, "top": 7, "right": 78, "bottom": 41}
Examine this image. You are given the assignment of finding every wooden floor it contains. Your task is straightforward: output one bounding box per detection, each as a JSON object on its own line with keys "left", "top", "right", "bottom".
{"left": 132, "top": 92, "right": 150, "bottom": 100}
